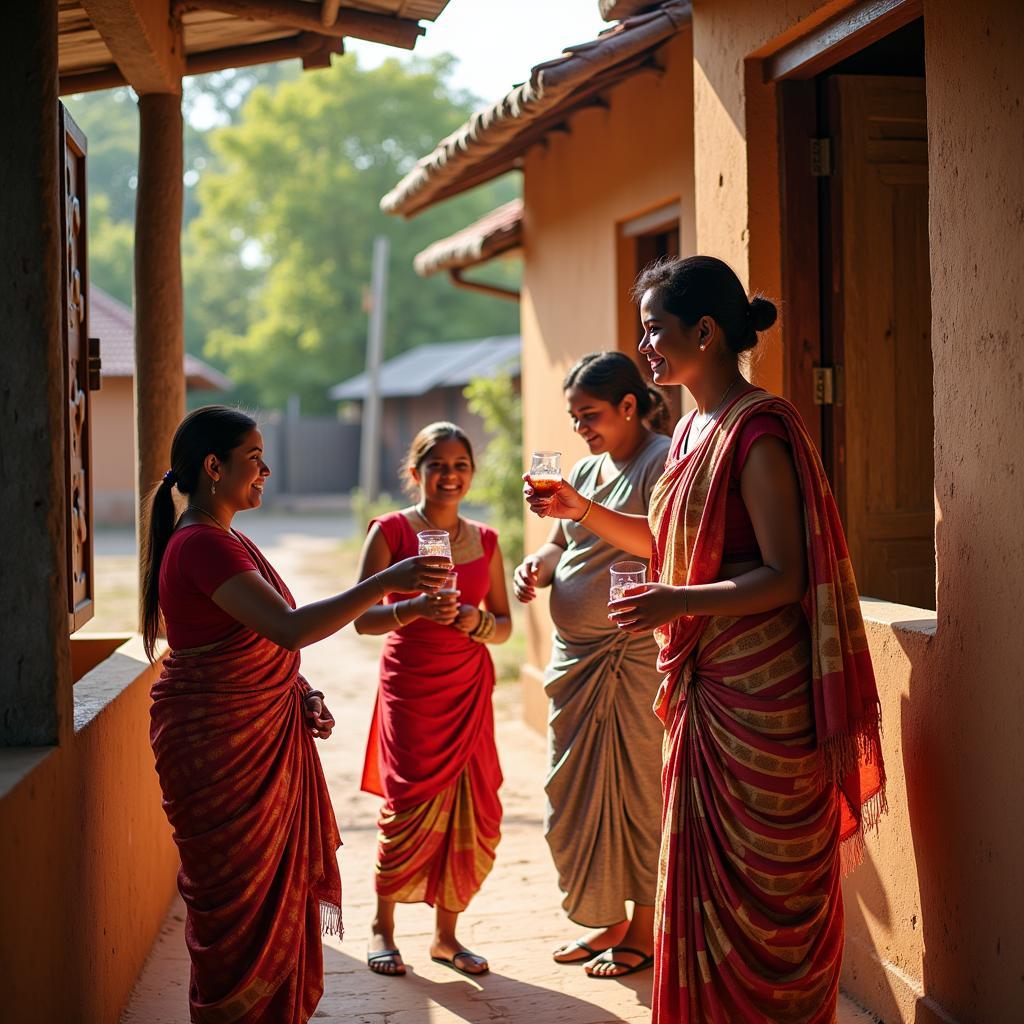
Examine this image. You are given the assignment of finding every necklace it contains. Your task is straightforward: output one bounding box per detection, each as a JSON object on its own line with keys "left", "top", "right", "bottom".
{"left": 683, "top": 375, "right": 744, "bottom": 455}
{"left": 187, "top": 503, "right": 231, "bottom": 533}
{"left": 417, "top": 503, "right": 462, "bottom": 541}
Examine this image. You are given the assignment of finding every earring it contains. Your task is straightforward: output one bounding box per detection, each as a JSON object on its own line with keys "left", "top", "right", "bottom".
{"left": 626, "top": 415, "right": 632, "bottom": 421}
{"left": 212, "top": 482, "right": 217, "bottom": 496}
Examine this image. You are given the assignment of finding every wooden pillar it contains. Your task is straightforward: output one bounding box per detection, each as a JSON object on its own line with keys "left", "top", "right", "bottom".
{"left": 134, "top": 91, "right": 184, "bottom": 601}
{"left": 0, "top": 2, "right": 72, "bottom": 745}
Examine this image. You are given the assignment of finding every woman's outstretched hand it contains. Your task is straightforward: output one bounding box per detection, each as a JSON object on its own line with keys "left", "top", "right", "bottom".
{"left": 381, "top": 555, "right": 451, "bottom": 595}
{"left": 303, "top": 695, "right": 335, "bottom": 739}
{"left": 522, "top": 475, "right": 587, "bottom": 521}
{"left": 608, "top": 583, "right": 684, "bottom": 633}
{"left": 512, "top": 555, "right": 541, "bottom": 603}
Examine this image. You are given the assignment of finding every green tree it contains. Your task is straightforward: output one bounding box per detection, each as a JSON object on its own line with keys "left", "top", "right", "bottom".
{"left": 464, "top": 372, "right": 523, "bottom": 562}
{"left": 190, "top": 54, "right": 520, "bottom": 412}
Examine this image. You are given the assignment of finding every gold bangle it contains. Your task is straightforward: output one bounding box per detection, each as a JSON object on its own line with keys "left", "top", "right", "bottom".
{"left": 575, "top": 498, "right": 595, "bottom": 525}
{"left": 391, "top": 602, "right": 405, "bottom": 629}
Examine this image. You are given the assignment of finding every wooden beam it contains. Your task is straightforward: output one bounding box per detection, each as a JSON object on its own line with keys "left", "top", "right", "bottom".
{"left": 763, "top": 0, "right": 922, "bottom": 82}
{"left": 321, "top": 0, "right": 341, "bottom": 26}
{"left": 80, "top": 0, "right": 185, "bottom": 94}
{"left": 176, "top": 0, "right": 425, "bottom": 50}
{"left": 449, "top": 269, "right": 520, "bottom": 302}
{"left": 59, "top": 33, "right": 339, "bottom": 94}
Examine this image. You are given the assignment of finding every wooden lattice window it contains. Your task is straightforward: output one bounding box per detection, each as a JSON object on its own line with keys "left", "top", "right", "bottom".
{"left": 60, "top": 104, "right": 98, "bottom": 632}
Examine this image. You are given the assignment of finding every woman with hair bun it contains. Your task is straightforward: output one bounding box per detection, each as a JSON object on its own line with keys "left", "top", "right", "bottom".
{"left": 354, "top": 421, "right": 511, "bottom": 980}
{"left": 143, "top": 406, "right": 449, "bottom": 1024}
{"left": 525, "top": 256, "right": 886, "bottom": 1022}
{"left": 513, "top": 351, "right": 670, "bottom": 979}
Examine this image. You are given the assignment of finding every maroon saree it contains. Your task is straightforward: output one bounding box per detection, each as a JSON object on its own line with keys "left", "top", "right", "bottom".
{"left": 648, "top": 389, "right": 885, "bottom": 1023}
{"left": 151, "top": 532, "right": 341, "bottom": 1024}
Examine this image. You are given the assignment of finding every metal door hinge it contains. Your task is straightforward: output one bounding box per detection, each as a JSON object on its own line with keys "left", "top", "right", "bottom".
{"left": 810, "top": 137, "right": 833, "bottom": 177}
{"left": 88, "top": 336, "right": 102, "bottom": 391}
{"left": 813, "top": 365, "right": 837, "bottom": 405}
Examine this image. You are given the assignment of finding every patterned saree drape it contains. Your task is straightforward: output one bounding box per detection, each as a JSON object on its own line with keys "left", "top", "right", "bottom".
{"left": 648, "top": 389, "right": 885, "bottom": 1023}
{"left": 151, "top": 536, "right": 341, "bottom": 1024}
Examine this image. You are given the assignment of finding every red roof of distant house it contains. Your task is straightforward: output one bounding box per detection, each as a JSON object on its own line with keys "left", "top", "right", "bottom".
{"left": 89, "top": 285, "right": 232, "bottom": 392}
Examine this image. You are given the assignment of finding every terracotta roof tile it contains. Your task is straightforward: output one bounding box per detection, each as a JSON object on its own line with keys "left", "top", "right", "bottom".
{"left": 413, "top": 199, "right": 523, "bottom": 277}
{"left": 380, "top": 1, "right": 691, "bottom": 218}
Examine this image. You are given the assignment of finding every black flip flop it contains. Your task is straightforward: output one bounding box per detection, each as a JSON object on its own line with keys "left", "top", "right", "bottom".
{"left": 553, "top": 939, "right": 608, "bottom": 965}
{"left": 584, "top": 945, "right": 654, "bottom": 978}
{"left": 431, "top": 949, "right": 489, "bottom": 977}
{"left": 367, "top": 948, "right": 406, "bottom": 976}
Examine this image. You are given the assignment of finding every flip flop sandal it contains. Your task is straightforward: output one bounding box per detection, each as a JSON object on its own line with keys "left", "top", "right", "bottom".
{"left": 367, "top": 948, "right": 406, "bottom": 976}
{"left": 553, "top": 939, "right": 609, "bottom": 965}
{"left": 585, "top": 946, "right": 654, "bottom": 978}
{"left": 431, "top": 949, "right": 489, "bottom": 978}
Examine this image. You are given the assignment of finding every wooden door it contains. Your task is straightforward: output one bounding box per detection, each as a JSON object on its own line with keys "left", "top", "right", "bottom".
{"left": 828, "top": 75, "right": 934, "bottom": 609}
{"left": 60, "top": 105, "right": 96, "bottom": 632}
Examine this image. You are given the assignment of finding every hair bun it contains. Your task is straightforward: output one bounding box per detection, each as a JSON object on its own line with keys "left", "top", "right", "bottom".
{"left": 748, "top": 296, "right": 777, "bottom": 332}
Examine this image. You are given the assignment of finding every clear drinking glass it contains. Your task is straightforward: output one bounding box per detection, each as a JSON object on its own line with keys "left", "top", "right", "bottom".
{"left": 609, "top": 560, "right": 647, "bottom": 602}
{"left": 528, "top": 451, "right": 562, "bottom": 496}
{"left": 417, "top": 529, "right": 452, "bottom": 564}
{"left": 439, "top": 571, "right": 459, "bottom": 596}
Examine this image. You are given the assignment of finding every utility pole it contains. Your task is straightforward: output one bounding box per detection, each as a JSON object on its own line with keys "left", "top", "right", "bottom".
{"left": 360, "top": 235, "right": 388, "bottom": 500}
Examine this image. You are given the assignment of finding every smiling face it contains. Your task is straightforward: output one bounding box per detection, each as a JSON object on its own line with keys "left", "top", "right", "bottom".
{"left": 411, "top": 437, "right": 474, "bottom": 508}
{"left": 565, "top": 385, "right": 636, "bottom": 457}
{"left": 638, "top": 288, "right": 705, "bottom": 388}
{"left": 213, "top": 428, "right": 270, "bottom": 510}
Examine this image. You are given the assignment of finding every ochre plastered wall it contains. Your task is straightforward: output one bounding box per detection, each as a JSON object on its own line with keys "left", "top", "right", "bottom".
{"left": 519, "top": 28, "right": 695, "bottom": 725}
{"left": 0, "top": 640, "right": 179, "bottom": 1024}
{"left": 92, "top": 376, "right": 138, "bottom": 524}
{"left": 688, "top": 0, "right": 1024, "bottom": 1020}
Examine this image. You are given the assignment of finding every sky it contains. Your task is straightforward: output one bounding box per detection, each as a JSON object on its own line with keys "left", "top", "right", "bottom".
{"left": 346, "top": 0, "right": 608, "bottom": 105}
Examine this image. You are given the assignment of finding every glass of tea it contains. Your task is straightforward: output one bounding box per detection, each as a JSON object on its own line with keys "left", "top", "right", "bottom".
{"left": 439, "top": 571, "right": 459, "bottom": 597}
{"left": 529, "top": 451, "right": 562, "bottom": 496}
{"left": 417, "top": 530, "right": 452, "bottom": 565}
{"left": 609, "top": 561, "right": 647, "bottom": 602}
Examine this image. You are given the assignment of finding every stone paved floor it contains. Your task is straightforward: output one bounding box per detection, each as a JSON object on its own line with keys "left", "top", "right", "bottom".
{"left": 120, "top": 519, "right": 878, "bottom": 1024}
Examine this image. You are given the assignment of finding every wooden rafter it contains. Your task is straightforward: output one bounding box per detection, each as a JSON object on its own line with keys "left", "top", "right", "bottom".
{"left": 175, "top": 0, "right": 425, "bottom": 50}
{"left": 79, "top": 0, "right": 185, "bottom": 93}
{"left": 59, "top": 32, "right": 340, "bottom": 95}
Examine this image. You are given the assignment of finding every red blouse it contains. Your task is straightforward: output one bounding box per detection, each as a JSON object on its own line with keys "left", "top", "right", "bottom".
{"left": 672, "top": 410, "right": 789, "bottom": 562}
{"left": 159, "top": 524, "right": 259, "bottom": 649}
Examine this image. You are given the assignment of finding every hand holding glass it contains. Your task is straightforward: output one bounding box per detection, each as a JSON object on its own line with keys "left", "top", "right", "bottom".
{"left": 609, "top": 561, "right": 647, "bottom": 602}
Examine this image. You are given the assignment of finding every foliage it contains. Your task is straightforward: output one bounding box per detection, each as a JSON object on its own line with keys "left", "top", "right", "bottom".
{"left": 464, "top": 371, "right": 523, "bottom": 562}
{"left": 346, "top": 487, "right": 401, "bottom": 551}
{"left": 191, "top": 54, "right": 520, "bottom": 413}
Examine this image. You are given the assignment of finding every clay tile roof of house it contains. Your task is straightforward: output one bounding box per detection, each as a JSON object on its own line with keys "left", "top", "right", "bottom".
{"left": 379, "top": 0, "right": 692, "bottom": 218}
{"left": 89, "top": 285, "right": 233, "bottom": 392}
{"left": 328, "top": 335, "right": 520, "bottom": 401}
{"left": 599, "top": 1, "right": 664, "bottom": 22}
{"left": 413, "top": 199, "right": 523, "bottom": 278}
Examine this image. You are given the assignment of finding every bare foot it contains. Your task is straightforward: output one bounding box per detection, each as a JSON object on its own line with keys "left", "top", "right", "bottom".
{"left": 553, "top": 920, "right": 629, "bottom": 964}
{"left": 368, "top": 925, "right": 405, "bottom": 976}
{"left": 430, "top": 937, "right": 489, "bottom": 975}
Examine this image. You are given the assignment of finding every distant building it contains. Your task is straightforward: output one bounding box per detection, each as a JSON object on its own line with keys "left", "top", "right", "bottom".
{"left": 90, "top": 285, "right": 232, "bottom": 524}
{"left": 329, "top": 335, "right": 520, "bottom": 495}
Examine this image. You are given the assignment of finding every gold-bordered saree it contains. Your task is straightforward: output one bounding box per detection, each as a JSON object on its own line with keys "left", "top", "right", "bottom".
{"left": 648, "top": 388, "right": 886, "bottom": 1024}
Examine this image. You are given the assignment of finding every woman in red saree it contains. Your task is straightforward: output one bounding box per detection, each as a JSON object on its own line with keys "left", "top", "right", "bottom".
{"left": 354, "top": 422, "right": 511, "bottom": 979}
{"left": 525, "top": 257, "right": 885, "bottom": 1021}
{"left": 142, "top": 406, "right": 448, "bottom": 1024}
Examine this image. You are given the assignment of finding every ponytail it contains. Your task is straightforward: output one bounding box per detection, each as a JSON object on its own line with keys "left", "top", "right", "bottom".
{"left": 140, "top": 476, "right": 178, "bottom": 662}
{"left": 642, "top": 384, "right": 673, "bottom": 435}
{"left": 139, "top": 405, "right": 258, "bottom": 662}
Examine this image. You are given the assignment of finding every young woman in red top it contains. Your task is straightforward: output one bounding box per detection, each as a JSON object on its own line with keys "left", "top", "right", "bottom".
{"left": 142, "top": 406, "right": 448, "bottom": 1024}
{"left": 354, "top": 421, "right": 511, "bottom": 980}
{"left": 525, "top": 257, "right": 885, "bottom": 1020}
